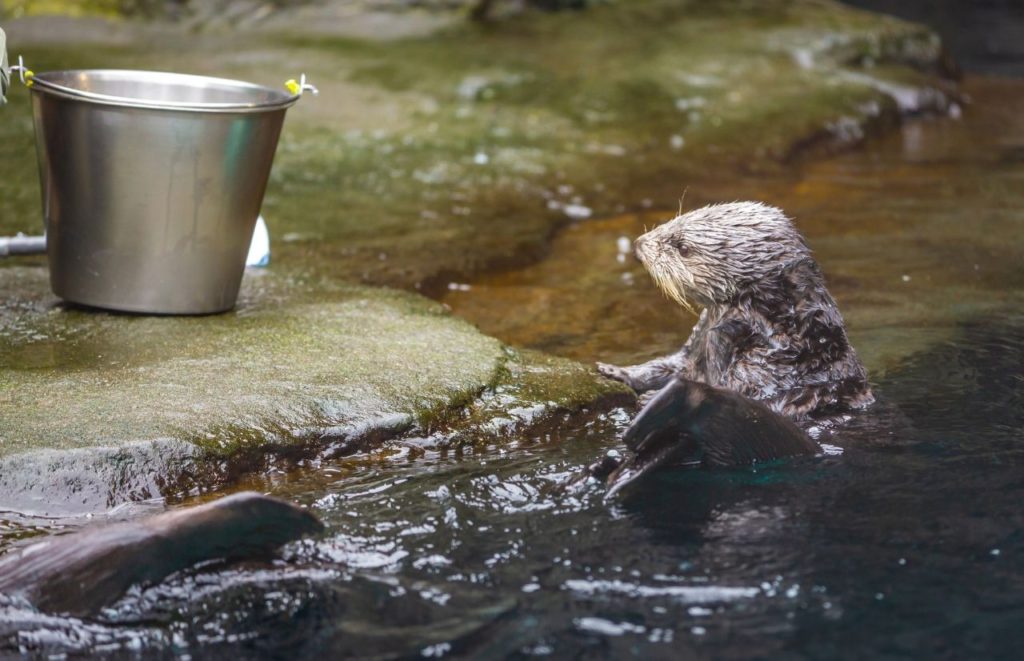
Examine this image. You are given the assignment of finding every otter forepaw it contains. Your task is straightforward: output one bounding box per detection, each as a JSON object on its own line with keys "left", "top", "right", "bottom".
{"left": 636, "top": 389, "right": 659, "bottom": 409}
{"left": 596, "top": 362, "right": 636, "bottom": 389}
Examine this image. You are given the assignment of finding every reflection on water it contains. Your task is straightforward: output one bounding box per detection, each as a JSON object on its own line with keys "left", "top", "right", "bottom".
{"left": 4, "top": 78, "right": 1024, "bottom": 658}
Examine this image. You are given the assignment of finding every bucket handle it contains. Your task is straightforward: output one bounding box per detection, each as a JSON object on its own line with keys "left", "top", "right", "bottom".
{"left": 10, "top": 56, "right": 34, "bottom": 87}
{"left": 15, "top": 56, "right": 319, "bottom": 100}
{"left": 285, "top": 74, "right": 318, "bottom": 98}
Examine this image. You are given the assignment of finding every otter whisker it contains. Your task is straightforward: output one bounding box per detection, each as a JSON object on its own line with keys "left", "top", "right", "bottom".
{"left": 648, "top": 262, "right": 698, "bottom": 315}
{"left": 674, "top": 294, "right": 697, "bottom": 316}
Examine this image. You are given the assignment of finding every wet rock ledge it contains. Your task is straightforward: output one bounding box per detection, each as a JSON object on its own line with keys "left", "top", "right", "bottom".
{"left": 0, "top": 267, "right": 630, "bottom": 515}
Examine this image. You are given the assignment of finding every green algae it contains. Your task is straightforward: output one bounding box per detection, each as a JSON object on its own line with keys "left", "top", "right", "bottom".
{"left": 429, "top": 348, "right": 634, "bottom": 447}
{"left": 0, "top": 267, "right": 505, "bottom": 460}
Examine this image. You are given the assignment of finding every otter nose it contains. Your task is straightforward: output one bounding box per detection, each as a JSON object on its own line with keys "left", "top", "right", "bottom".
{"left": 633, "top": 236, "right": 647, "bottom": 259}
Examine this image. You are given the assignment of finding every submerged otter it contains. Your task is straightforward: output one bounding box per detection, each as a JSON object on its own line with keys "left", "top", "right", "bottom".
{"left": 598, "top": 201, "right": 873, "bottom": 422}
{"left": 0, "top": 493, "right": 322, "bottom": 616}
{"left": 591, "top": 202, "right": 873, "bottom": 494}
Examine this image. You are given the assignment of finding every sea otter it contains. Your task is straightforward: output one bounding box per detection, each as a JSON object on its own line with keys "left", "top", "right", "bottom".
{"left": 590, "top": 202, "right": 873, "bottom": 495}
{"left": 598, "top": 201, "right": 873, "bottom": 422}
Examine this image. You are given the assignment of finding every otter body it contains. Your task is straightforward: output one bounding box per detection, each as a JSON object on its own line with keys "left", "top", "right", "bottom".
{"left": 599, "top": 202, "right": 873, "bottom": 423}
{"left": 0, "top": 493, "right": 322, "bottom": 616}
{"left": 601, "top": 377, "right": 819, "bottom": 496}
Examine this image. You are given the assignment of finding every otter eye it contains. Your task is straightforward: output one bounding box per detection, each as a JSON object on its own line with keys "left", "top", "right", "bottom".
{"left": 675, "top": 243, "right": 691, "bottom": 257}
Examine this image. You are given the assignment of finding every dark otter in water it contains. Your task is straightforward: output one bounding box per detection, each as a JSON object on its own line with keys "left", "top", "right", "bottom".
{"left": 587, "top": 202, "right": 872, "bottom": 494}
{"left": 0, "top": 492, "right": 322, "bottom": 616}
{"left": 598, "top": 378, "right": 819, "bottom": 496}
{"left": 598, "top": 201, "right": 873, "bottom": 422}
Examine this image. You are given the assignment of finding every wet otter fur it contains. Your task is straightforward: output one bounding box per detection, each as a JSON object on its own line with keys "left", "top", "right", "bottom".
{"left": 598, "top": 201, "right": 873, "bottom": 423}
{"left": 601, "top": 377, "right": 820, "bottom": 496}
{"left": 0, "top": 492, "right": 322, "bottom": 617}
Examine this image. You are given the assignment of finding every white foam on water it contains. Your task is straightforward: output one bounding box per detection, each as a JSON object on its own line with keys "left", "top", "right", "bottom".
{"left": 574, "top": 617, "right": 646, "bottom": 636}
{"left": 564, "top": 579, "right": 759, "bottom": 603}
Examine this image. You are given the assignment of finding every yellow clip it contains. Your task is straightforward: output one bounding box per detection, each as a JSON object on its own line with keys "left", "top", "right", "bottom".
{"left": 284, "top": 79, "right": 300, "bottom": 95}
{"left": 24, "top": 70, "right": 35, "bottom": 87}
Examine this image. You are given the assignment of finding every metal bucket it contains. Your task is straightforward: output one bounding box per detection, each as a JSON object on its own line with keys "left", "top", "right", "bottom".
{"left": 14, "top": 62, "right": 315, "bottom": 314}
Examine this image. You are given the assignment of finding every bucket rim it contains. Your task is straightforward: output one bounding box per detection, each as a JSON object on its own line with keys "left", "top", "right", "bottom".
{"left": 28, "top": 69, "right": 300, "bottom": 114}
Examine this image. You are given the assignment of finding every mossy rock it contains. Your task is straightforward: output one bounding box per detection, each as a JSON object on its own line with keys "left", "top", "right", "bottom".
{"left": 0, "top": 266, "right": 628, "bottom": 514}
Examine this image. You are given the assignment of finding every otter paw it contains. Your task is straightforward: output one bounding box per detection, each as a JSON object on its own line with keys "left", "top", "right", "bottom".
{"left": 587, "top": 449, "right": 624, "bottom": 480}
{"left": 636, "top": 390, "right": 659, "bottom": 409}
{"left": 596, "top": 362, "right": 634, "bottom": 388}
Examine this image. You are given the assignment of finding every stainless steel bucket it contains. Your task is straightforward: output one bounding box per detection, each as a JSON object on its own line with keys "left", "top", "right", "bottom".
{"left": 15, "top": 63, "right": 314, "bottom": 314}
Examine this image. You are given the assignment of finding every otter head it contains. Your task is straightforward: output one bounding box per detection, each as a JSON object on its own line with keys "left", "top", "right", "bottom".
{"left": 633, "top": 201, "right": 811, "bottom": 310}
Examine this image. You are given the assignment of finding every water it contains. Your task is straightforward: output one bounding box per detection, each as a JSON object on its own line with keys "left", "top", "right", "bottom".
{"left": 4, "top": 77, "right": 1024, "bottom": 658}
